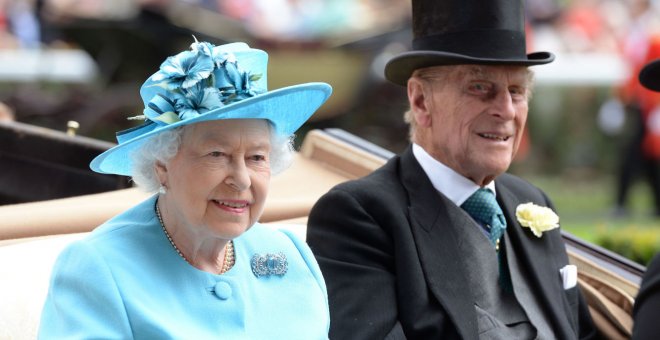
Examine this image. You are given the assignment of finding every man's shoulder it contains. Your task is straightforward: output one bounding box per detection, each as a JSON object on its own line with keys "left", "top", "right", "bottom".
{"left": 496, "top": 173, "right": 547, "bottom": 200}
{"left": 496, "top": 172, "right": 535, "bottom": 187}
{"left": 331, "top": 155, "right": 403, "bottom": 195}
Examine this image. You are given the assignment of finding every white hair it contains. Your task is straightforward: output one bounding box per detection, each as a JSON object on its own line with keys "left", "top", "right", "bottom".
{"left": 130, "top": 122, "right": 294, "bottom": 192}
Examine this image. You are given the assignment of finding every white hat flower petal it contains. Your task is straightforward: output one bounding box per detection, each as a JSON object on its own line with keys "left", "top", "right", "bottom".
{"left": 515, "top": 202, "right": 560, "bottom": 237}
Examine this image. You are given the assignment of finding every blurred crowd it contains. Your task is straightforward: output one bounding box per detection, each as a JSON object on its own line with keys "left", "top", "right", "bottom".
{"left": 0, "top": 0, "right": 410, "bottom": 46}
{"left": 0, "top": 0, "right": 656, "bottom": 57}
{"left": 217, "top": 0, "right": 410, "bottom": 42}
{"left": 0, "top": 0, "right": 659, "bottom": 79}
{"left": 2, "top": 0, "right": 660, "bottom": 141}
{"left": 529, "top": 0, "right": 660, "bottom": 55}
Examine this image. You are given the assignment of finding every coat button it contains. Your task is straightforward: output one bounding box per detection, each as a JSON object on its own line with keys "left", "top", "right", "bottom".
{"left": 213, "top": 281, "right": 232, "bottom": 300}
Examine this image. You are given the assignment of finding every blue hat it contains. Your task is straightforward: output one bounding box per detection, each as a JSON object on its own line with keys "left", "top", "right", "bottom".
{"left": 90, "top": 41, "right": 332, "bottom": 176}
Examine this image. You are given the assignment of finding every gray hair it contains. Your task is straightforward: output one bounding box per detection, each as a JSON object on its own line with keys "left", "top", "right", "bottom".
{"left": 130, "top": 122, "right": 294, "bottom": 192}
{"left": 404, "top": 66, "right": 455, "bottom": 143}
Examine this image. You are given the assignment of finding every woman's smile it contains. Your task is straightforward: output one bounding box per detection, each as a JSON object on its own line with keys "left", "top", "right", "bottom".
{"left": 212, "top": 199, "right": 250, "bottom": 214}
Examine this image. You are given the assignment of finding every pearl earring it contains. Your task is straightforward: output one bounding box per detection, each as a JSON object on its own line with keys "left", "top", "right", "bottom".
{"left": 158, "top": 185, "right": 167, "bottom": 195}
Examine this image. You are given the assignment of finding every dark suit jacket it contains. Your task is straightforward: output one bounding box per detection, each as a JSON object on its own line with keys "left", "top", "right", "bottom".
{"left": 307, "top": 146, "right": 596, "bottom": 339}
{"left": 633, "top": 253, "right": 660, "bottom": 339}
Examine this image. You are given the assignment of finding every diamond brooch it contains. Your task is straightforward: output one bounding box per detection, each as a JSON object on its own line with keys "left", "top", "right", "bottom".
{"left": 251, "top": 252, "right": 288, "bottom": 278}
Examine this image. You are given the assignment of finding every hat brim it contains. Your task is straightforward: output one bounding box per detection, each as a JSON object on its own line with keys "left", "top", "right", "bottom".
{"left": 90, "top": 82, "right": 331, "bottom": 176}
{"left": 640, "top": 59, "right": 660, "bottom": 92}
{"left": 384, "top": 50, "right": 555, "bottom": 85}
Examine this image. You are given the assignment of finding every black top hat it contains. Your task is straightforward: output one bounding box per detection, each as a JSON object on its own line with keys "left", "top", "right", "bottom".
{"left": 385, "top": 0, "right": 555, "bottom": 85}
{"left": 640, "top": 59, "right": 660, "bottom": 91}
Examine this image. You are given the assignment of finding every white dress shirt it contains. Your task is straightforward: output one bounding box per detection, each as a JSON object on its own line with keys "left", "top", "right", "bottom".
{"left": 411, "top": 143, "right": 496, "bottom": 205}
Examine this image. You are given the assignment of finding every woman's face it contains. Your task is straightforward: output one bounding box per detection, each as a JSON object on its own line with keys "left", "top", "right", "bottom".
{"left": 158, "top": 119, "right": 271, "bottom": 239}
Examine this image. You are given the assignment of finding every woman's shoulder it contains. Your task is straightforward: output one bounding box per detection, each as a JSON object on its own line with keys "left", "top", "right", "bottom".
{"left": 86, "top": 196, "right": 159, "bottom": 242}
{"left": 241, "top": 223, "right": 307, "bottom": 250}
{"left": 60, "top": 196, "right": 160, "bottom": 264}
{"left": 239, "top": 223, "right": 319, "bottom": 272}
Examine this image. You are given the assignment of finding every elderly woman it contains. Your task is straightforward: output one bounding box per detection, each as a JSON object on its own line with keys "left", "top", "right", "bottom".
{"left": 38, "top": 41, "right": 332, "bottom": 339}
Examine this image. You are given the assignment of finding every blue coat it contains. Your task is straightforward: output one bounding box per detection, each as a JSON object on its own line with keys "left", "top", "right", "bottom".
{"left": 39, "top": 195, "right": 329, "bottom": 339}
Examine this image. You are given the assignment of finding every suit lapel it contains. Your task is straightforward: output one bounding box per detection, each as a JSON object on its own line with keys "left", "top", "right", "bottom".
{"left": 495, "top": 182, "right": 575, "bottom": 338}
{"left": 400, "top": 148, "right": 478, "bottom": 339}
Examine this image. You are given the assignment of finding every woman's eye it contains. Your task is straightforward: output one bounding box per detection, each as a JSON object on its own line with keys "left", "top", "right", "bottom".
{"left": 209, "top": 151, "right": 225, "bottom": 157}
{"left": 250, "top": 154, "right": 266, "bottom": 162}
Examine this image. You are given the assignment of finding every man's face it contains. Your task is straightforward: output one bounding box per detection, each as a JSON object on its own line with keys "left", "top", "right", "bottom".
{"left": 413, "top": 65, "right": 531, "bottom": 185}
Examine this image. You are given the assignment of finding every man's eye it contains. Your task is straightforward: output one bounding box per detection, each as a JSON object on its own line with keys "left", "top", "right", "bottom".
{"left": 209, "top": 151, "right": 225, "bottom": 157}
{"left": 509, "top": 87, "right": 527, "bottom": 99}
{"left": 469, "top": 82, "right": 492, "bottom": 93}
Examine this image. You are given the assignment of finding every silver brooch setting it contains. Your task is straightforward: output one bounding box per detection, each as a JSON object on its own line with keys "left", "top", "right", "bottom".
{"left": 251, "top": 252, "right": 288, "bottom": 277}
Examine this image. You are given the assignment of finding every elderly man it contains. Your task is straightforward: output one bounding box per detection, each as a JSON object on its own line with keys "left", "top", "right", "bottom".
{"left": 306, "top": 0, "right": 597, "bottom": 339}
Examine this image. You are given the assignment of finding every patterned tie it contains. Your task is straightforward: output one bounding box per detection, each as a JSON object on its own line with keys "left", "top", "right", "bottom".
{"left": 461, "top": 188, "right": 507, "bottom": 248}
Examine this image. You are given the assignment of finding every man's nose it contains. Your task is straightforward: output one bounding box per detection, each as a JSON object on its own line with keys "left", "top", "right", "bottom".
{"left": 489, "top": 90, "right": 517, "bottom": 120}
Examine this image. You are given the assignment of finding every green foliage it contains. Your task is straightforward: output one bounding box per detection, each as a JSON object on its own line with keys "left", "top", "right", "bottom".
{"left": 526, "top": 85, "right": 620, "bottom": 176}
{"left": 521, "top": 174, "right": 660, "bottom": 266}
{"left": 595, "top": 227, "right": 660, "bottom": 266}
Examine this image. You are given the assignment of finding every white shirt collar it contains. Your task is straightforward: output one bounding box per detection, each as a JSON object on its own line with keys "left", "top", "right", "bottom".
{"left": 412, "top": 143, "right": 496, "bottom": 206}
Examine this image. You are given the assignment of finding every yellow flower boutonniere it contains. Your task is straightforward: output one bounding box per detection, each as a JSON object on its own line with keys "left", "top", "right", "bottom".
{"left": 515, "top": 202, "right": 560, "bottom": 238}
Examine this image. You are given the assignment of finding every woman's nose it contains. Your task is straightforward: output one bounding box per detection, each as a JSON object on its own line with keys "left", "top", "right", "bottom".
{"left": 224, "top": 159, "right": 251, "bottom": 191}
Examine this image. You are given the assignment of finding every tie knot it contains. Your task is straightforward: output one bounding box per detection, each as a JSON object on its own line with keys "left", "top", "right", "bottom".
{"left": 461, "top": 188, "right": 507, "bottom": 247}
{"left": 461, "top": 188, "right": 499, "bottom": 223}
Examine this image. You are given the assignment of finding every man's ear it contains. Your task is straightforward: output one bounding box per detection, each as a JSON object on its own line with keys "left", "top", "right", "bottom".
{"left": 408, "top": 77, "right": 432, "bottom": 127}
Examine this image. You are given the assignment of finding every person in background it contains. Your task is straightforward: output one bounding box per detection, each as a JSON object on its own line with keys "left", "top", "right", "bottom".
{"left": 632, "top": 59, "right": 660, "bottom": 340}
{"left": 632, "top": 252, "right": 660, "bottom": 340}
{"left": 306, "top": 0, "right": 597, "bottom": 338}
{"left": 612, "top": 0, "right": 660, "bottom": 218}
{"left": 38, "top": 40, "right": 332, "bottom": 339}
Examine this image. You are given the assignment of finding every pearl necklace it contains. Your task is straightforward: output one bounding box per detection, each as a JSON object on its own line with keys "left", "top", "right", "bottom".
{"left": 155, "top": 201, "right": 235, "bottom": 274}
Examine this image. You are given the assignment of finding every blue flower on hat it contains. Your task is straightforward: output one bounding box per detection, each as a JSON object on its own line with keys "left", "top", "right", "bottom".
{"left": 172, "top": 81, "right": 224, "bottom": 120}
{"left": 138, "top": 40, "right": 263, "bottom": 125}
{"left": 142, "top": 93, "right": 178, "bottom": 125}
{"left": 151, "top": 42, "right": 214, "bottom": 90}
{"left": 215, "top": 57, "right": 261, "bottom": 104}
